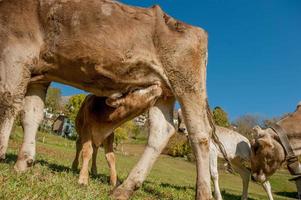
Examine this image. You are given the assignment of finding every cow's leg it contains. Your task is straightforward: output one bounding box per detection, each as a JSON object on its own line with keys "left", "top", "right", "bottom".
{"left": 72, "top": 137, "right": 82, "bottom": 171}
{"left": 14, "top": 82, "right": 49, "bottom": 172}
{"left": 232, "top": 162, "right": 250, "bottom": 200}
{"left": 176, "top": 93, "right": 212, "bottom": 199}
{"left": 262, "top": 181, "right": 274, "bottom": 200}
{"left": 112, "top": 97, "right": 175, "bottom": 199}
{"left": 209, "top": 145, "right": 222, "bottom": 200}
{"left": 91, "top": 143, "right": 99, "bottom": 176}
{"left": 0, "top": 47, "right": 35, "bottom": 159}
{"left": 0, "top": 114, "right": 16, "bottom": 160}
{"left": 103, "top": 133, "right": 117, "bottom": 186}
{"left": 78, "top": 134, "right": 93, "bottom": 185}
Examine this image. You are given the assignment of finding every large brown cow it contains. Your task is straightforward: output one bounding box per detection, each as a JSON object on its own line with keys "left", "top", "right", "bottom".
{"left": 0, "top": 0, "right": 211, "bottom": 199}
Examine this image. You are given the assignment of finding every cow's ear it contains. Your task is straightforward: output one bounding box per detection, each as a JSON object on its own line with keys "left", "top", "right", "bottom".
{"left": 252, "top": 125, "right": 265, "bottom": 138}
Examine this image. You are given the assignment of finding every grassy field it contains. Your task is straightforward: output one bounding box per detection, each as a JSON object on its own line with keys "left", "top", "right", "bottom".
{"left": 0, "top": 128, "right": 297, "bottom": 200}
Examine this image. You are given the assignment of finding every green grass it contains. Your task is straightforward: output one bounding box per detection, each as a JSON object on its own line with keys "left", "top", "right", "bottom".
{"left": 0, "top": 128, "right": 297, "bottom": 199}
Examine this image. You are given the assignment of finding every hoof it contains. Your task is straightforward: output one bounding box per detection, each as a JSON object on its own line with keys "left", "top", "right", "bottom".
{"left": 111, "top": 186, "right": 133, "bottom": 200}
{"left": 78, "top": 176, "right": 89, "bottom": 186}
{"left": 14, "top": 158, "right": 34, "bottom": 172}
{"left": 0, "top": 154, "right": 5, "bottom": 161}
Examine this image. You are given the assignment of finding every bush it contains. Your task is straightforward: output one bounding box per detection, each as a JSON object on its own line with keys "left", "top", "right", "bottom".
{"left": 163, "top": 133, "right": 192, "bottom": 157}
{"left": 114, "top": 120, "right": 141, "bottom": 148}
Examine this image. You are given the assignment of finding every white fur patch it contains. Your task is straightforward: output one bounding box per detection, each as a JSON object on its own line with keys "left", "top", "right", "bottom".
{"left": 71, "top": 12, "right": 80, "bottom": 27}
{"left": 101, "top": 4, "right": 112, "bottom": 16}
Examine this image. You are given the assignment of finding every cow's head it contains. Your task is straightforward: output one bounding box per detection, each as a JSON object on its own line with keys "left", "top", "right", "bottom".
{"left": 250, "top": 126, "right": 286, "bottom": 183}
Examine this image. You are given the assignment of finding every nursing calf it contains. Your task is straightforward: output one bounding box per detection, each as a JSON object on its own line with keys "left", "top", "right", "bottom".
{"left": 72, "top": 85, "right": 162, "bottom": 186}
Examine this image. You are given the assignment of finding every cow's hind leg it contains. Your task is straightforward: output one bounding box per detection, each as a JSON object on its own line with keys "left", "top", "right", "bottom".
{"left": 177, "top": 93, "right": 212, "bottom": 199}
{"left": 14, "top": 82, "right": 49, "bottom": 172}
{"left": 103, "top": 133, "right": 116, "bottom": 186}
{"left": 112, "top": 97, "right": 175, "bottom": 199}
{"left": 91, "top": 143, "right": 99, "bottom": 176}
{"left": 72, "top": 137, "right": 82, "bottom": 171}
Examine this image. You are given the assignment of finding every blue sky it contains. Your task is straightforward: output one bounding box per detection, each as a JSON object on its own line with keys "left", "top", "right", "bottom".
{"left": 52, "top": 0, "right": 301, "bottom": 120}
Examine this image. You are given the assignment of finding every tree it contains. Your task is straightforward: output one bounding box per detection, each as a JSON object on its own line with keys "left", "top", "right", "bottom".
{"left": 233, "top": 114, "right": 263, "bottom": 139}
{"left": 262, "top": 113, "right": 290, "bottom": 128}
{"left": 65, "top": 94, "right": 86, "bottom": 124}
{"left": 114, "top": 120, "right": 142, "bottom": 150}
{"left": 45, "top": 87, "right": 62, "bottom": 113}
{"left": 212, "top": 106, "right": 230, "bottom": 127}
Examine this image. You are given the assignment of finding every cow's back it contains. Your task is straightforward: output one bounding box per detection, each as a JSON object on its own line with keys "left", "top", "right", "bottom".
{"left": 38, "top": 0, "right": 158, "bottom": 63}
{"left": 213, "top": 126, "right": 251, "bottom": 161}
{"left": 0, "top": 0, "right": 42, "bottom": 50}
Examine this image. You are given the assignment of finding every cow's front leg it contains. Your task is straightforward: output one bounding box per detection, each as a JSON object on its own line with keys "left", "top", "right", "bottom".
{"left": 14, "top": 82, "right": 49, "bottom": 172}
{"left": 209, "top": 144, "right": 222, "bottom": 200}
{"left": 112, "top": 97, "right": 175, "bottom": 200}
{"left": 262, "top": 181, "right": 274, "bottom": 200}
{"left": 78, "top": 137, "right": 93, "bottom": 185}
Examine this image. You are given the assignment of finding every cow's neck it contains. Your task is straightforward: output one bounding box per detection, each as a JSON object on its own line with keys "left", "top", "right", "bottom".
{"left": 277, "top": 107, "right": 301, "bottom": 156}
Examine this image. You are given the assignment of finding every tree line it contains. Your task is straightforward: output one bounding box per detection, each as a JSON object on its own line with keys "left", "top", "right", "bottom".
{"left": 45, "top": 86, "right": 286, "bottom": 141}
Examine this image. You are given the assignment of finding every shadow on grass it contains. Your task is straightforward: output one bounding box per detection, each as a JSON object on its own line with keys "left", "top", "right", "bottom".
{"left": 160, "top": 182, "right": 194, "bottom": 190}
{"left": 37, "top": 159, "right": 73, "bottom": 173}
{"left": 221, "top": 190, "right": 255, "bottom": 200}
{"left": 141, "top": 181, "right": 194, "bottom": 199}
{"left": 0, "top": 153, "right": 18, "bottom": 164}
{"left": 275, "top": 191, "right": 298, "bottom": 199}
{"left": 37, "top": 159, "right": 112, "bottom": 184}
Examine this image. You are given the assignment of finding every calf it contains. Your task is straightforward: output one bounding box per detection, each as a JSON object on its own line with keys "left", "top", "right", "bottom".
{"left": 178, "top": 109, "right": 274, "bottom": 200}
{"left": 72, "top": 85, "right": 162, "bottom": 186}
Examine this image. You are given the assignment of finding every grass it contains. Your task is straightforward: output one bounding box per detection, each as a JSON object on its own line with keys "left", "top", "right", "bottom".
{"left": 0, "top": 127, "right": 297, "bottom": 200}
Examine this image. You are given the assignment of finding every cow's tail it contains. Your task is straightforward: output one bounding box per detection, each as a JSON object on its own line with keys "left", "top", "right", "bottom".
{"left": 206, "top": 99, "right": 234, "bottom": 173}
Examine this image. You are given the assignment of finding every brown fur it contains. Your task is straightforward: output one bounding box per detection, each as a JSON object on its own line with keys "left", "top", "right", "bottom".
{"left": 72, "top": 84, "right": 161, "bottom": 185}
{"left": 250, "top": 104, "right": 301, "bottom": 183}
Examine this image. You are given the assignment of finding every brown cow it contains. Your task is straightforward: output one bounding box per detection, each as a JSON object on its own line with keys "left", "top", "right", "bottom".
{"left": 250, "top": 102, "right": 301, "bottom": 183}
{"left": 0, "top": 1, "right": 211, "bottom": 199}
{"left": 178, "top": 109, "right": 274, "bottom": 200}
{"left": 72, "top": 85, "right": 162, "bottom": 186}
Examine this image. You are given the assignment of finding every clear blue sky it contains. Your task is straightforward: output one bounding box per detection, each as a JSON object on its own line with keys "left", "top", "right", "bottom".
{"left": 52, "top": 0, "right": 301, "bottom": 121}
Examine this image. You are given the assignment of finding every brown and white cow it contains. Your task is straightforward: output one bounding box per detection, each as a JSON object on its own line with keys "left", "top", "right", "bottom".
{"left": 250, "top": 102, "right": 301, "bottom": 184}
{"left": 178, "top": 109, "right": 274, "bottom": 200}
{"left": 0, "top": 1, "right": 211, "bottom": 199}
